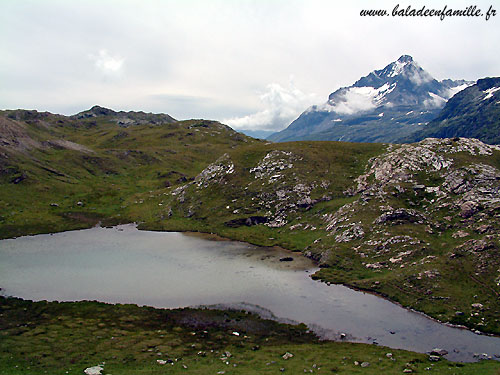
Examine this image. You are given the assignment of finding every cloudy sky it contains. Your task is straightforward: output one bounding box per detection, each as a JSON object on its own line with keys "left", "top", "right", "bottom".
{"left": 1, "top": 0, "right": 498, "bottom": 133}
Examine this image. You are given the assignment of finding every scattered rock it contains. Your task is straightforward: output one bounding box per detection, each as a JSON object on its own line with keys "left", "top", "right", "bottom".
{"left": 360, "top": 362, "right": 370, "bottom": 367}
{"left": 452, "top": 230, "right": 469, "bottom": 238}
{"left": 460, "top": 200, "right": 480, "bottom": 218}
{"left": 279, "top": 257, "right": 294, "bottom": 262}
{"left": 282, "top": 352, "right": 294, "bottom": 360}
{"left": 84, "top": 366, "right": 103, "bottom": 375}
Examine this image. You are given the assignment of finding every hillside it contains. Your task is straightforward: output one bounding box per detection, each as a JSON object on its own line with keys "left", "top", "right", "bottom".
{"left": 154, "top": 138, "right": 500, "bottom": 335}
{"left": 268, "top": 55, "right": 471, "bottom": 143}
{"left": 403, "top": 77, "right": 500, "bottom": 144}
{"left": 0, "top": 108, "right": 259, "bottom": 238}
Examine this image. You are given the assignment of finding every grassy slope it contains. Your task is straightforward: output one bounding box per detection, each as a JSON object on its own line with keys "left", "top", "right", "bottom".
{"left": 2, "top": 297, "right": 498, "bottom": 375}
{"left": 0, "top": 111, "right": 260, "bottom": 238}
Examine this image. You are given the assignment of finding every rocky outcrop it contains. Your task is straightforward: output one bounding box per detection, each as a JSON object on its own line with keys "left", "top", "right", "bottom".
{"left": 225, "top": 216, "right": 268, "bottom": 228}
{"left": 374, "top": 208, "right": 426, "bottom": 225}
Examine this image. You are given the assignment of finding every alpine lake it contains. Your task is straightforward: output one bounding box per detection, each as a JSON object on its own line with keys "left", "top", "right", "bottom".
{"left": 1, "top": 224, "right": 500, "bottom": 363}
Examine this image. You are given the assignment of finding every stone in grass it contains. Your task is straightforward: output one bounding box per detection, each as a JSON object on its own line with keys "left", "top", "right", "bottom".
{"left": 360, "top": 362, "right": 370, "bottom": 367}
{"left": 84, "top": 366, "right": 103, "bottom": 375}
{"left": 428, "top": 355, "right": 441, "bottom": 361}
{"left": 282, "top": 352, "right": 294, "bottom": 360}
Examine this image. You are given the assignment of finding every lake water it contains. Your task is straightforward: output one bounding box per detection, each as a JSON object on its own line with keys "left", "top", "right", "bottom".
{"left": 1, "top": 224, "right": 499, "bottom": 362}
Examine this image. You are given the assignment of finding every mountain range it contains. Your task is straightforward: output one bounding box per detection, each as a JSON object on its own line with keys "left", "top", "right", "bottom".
{"left": 268, "top": 55, "right": 472, "bottom": 143}
{"left": 403, "top": 77, "right": 500, "bottom": 144}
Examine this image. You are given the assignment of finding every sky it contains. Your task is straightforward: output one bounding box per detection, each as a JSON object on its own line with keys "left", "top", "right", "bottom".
{"left": 1, "top": 0, "right": 498, "bottom": 134}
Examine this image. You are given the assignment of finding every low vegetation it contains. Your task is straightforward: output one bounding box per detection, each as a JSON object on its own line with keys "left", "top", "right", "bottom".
{"left": 2, "top": 297, "right": 499, "bottom": 375}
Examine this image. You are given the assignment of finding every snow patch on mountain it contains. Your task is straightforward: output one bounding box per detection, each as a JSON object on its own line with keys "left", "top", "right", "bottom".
{"left": 388, "top": 59, "right": 409, "bottom": 77}
{"left": 483, "top": 86, "right": 500, "bottom": 100}
{"left": 447, "top": 83, "right": 472, "bottom": 98}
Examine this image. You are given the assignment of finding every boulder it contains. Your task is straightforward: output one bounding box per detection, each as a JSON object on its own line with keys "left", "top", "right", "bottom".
{"left": 374, "top": 208, "right": 425, "bottom": 225}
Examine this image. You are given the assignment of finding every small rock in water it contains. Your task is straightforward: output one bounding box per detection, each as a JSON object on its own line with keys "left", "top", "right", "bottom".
{"left": 279, "top": 257, "right": 294, "bottom": 262}
{"left": 431, "top": 348, "right": 448, "bottom": 356}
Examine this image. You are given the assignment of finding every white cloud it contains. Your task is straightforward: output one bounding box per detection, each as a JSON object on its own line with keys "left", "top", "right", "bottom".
{"left": 0, "top": 1, "right": 498, "bottom": 117}
{"left": 424, "top": 92, "right": 447, "bottom": 108}
{"left": 223, "top": 79, "right": 319, "bottom": 131}
{"left": 91, "top": 49, "right": 124, "bottom": 74}
{"left": 326, "top": 84, "right": 395, "bottom": 115}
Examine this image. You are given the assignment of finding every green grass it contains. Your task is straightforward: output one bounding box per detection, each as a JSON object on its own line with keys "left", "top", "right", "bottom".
{"left": 2, "top": 297, "right": 499, "bottom": 375}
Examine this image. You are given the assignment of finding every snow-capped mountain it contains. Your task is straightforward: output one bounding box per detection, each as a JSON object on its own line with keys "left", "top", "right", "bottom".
{"left": 268, "top": 55, "right": 472, "bottom": 143}
{"left": 404, "top": 77, "right": 500, "bottom": 144}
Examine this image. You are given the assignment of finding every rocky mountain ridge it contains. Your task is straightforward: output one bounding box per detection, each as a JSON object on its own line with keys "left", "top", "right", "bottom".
{"left": 404, "top": 77, "right": 500, "bottom": 144}
{"left": 72, "top": 105, "right": 177, "bottom": 126}
{"left": 268, "top": 55, "right": 472, "bottom": 143}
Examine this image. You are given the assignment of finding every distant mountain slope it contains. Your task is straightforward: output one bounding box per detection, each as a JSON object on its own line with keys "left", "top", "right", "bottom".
{"left": 402, "top": 77, "right": 500, "bottom": 144}
{"left": 72, "top": 105, "right": 177, "bottom": 126}
{"left": 268, "top": 55, "right": 471, "bottom": 143}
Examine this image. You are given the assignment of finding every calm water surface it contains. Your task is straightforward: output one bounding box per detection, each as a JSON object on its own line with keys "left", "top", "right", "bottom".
{"left": 1, "top": 224, "right": 499, "bottom": 362}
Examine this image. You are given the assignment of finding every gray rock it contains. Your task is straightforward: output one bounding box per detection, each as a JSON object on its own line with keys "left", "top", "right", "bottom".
{"left": 431, "top": 348, "right": 448, "bottom": 356}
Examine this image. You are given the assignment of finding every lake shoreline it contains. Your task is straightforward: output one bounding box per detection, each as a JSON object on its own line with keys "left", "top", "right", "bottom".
{"left": 0, "top": 224, "right": 496, "bottom": 364}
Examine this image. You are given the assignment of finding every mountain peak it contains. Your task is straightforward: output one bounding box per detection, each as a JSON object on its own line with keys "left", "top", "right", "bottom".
{"left": 379, "top": 55, "right": 424, "bottom": 80}
{"left": 269, "top": 55, "right": 472, "bottom": 143}
{"left": 397, "top": 54, "right": 414, "bottom": 63}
